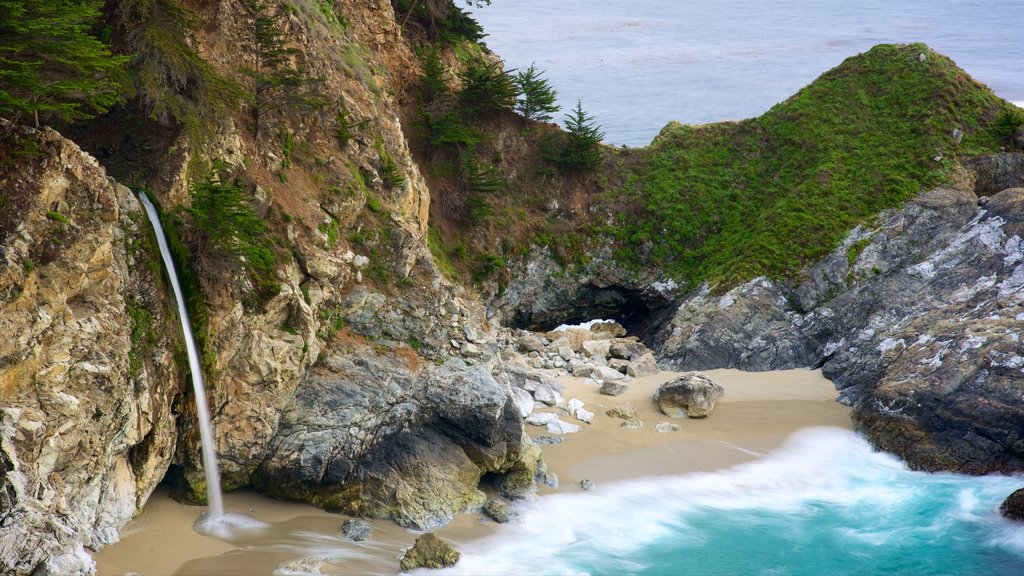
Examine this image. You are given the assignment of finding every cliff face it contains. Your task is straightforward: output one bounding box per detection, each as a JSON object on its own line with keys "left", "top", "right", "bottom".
{"left": 0, "top": 125, "right": 181, "bottom": 573}
{"left": 649, "top": 178, "right": 1024, "bottom": 473}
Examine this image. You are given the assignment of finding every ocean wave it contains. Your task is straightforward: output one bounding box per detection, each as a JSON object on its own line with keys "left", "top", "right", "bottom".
{"left": 426, "top": 428, "right": 1024, "bottom": 576}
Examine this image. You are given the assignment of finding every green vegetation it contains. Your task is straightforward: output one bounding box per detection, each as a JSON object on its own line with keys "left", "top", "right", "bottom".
{"left": 126, "top": 297, "right": 156, "bottom": 378}
{"left": 515, "top": 64, "right": 559, "bottom": 122}
{"left": 0, "top": 0, "right": 129, "bottom": 128}
{"left": 183, "top": 163, "right": 279, "bottom": 303}
{"left": 45, "top": 211, "right": 67, "bottom": 224}
{"left": 242, "top": 0, "right": 322, "bottom": 137}
{"left": 458, "top": 59, "right": 517, "bottom": 117}
{"left": 608, "top": 43, "right": 1016, "bottom": 288}
{"left": 556, "top": 100, "right": 604, "bottom": 171}
{"left": 115, "top": 0, "right": 246, "bottom": 141}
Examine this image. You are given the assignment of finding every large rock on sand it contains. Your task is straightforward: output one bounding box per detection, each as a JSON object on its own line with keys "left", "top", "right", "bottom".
{"left": 655, "top": 373, "right": 724, "bottom": 418}
{"left": 400, "top": 533, "right": 460, "bottom": 570}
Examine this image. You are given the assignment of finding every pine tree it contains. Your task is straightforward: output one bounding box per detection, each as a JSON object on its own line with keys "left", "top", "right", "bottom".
{"left": 458, "top": 59, "right": 517, "bottom": 116}
{"left": 242, "top": 1, "right": 318, "bottom": 138}
{"left": 116, "top": 0, "right": 245, "bottom": 137}
{"left": 0, "top": 0, "right": 129, "bottom": 128}
{"left": 558, "top": 100, "right": 604, "bottom": 171}
{"left": 515, "top": 63, "right": 559, "bottom": 122}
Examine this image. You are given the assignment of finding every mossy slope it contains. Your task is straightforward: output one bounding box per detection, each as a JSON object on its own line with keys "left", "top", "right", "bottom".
{"left": 605, "top": 43, "right": 1017, "bottom": 288}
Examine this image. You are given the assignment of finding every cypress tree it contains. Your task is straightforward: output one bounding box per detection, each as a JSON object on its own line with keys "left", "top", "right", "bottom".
{"left": 0, "top": 0, "right": 129, "bottom": 128}
{"left": 515, "top": 63, "right": 559, "bottom": 122}
{"left": 558, "top": 100, "right": 604, "bottom": 171}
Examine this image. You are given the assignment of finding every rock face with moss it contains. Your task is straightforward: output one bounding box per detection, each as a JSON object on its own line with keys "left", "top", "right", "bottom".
{"left": 0, "top": 125, "right": 181, "bottom": 574}
{"left": 651, "top": 183, "right": 1024, "bottom": 473}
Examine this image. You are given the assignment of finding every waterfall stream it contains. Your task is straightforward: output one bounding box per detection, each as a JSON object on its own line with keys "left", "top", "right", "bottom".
{"left": 139, "top": 191, "right": 224, "bottom": 519}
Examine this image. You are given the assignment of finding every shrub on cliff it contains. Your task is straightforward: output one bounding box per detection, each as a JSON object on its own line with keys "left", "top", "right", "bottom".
{"left": 458, "top": 59, "right": 518, "bottom": 116}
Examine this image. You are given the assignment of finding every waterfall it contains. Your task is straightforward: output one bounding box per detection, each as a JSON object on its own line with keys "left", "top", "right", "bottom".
{"left": 138, "top": 191, "right": 224, "bottom": 519}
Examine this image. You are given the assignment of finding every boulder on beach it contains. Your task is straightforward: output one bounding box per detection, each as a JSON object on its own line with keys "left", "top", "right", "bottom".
{"left": 340, "top": 519, "right": 373, "bottom": 541}
{"left": 482, "top": 499, "right": 513, "bottom": 523}
{"left": 600, "top": 381, "right": 628, "bottom": 396}
{"left": 400, "top": 533, "right": 460, "bottom": 570}
{"left": 1000, "top": 488, "right": 1024, "bottom": 522}
{"left": 655, "top": 372, "right": 724, "bottom": 418}
{"left": 627, "top": 353, "right": 660, "bottom": 378}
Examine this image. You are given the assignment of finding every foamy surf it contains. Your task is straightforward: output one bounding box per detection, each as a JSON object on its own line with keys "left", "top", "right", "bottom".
{"left": 426, "top": 428, "right": 1024, "bottom": 575}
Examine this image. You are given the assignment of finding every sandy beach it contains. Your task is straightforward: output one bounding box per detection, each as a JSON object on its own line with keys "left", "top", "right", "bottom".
{"left": 94, "top": 368, "right": 850, "bottom": 575}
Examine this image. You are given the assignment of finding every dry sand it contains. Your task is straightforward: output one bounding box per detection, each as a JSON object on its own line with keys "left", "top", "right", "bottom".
{"left": 94, "top": 368, "right": 850, "bottom": 575}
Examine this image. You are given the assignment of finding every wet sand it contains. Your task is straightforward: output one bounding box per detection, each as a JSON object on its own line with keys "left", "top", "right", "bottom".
{"left": 95, "top": 368, "right": 850, "bottom": 575}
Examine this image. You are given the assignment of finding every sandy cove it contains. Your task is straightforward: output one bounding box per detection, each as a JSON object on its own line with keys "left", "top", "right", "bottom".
{"left": 94, "top": 368, "right": 850, "bottom": 575}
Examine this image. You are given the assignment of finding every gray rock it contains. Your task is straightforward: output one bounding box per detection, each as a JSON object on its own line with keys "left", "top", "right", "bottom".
{"left": 963, "top": 152, "right": 1024, "bottom": 196}
{"left": 534, "top": 382, "right": 563, "bottom": 406}
{"left": 533, "top": 435, "right": 566, "bottom": 445}
{"left": 592, "top": 366, "right": 625, "bottom": 382}
{"left": 651, "top": 186, "right": 1024, "bottom": 473}
{"left": 460, "top": 342, "right": 482, "bottom": 357}
{"left": 341, "top": 519, "right": 373, "bottom": 541}
{"left": 581, "top": 339, "right": 611, "bottom": 358}
{"left": 570, "top": 361, "right": 594, "bottom": 378}
{"left": 655, "top": 373, "right": 724, "bottom": 418}
{"left": 579, "top": 479, "right": 596, "bottom": 491}
{"left": 556, "top": 345, "right": 575, "bottom": 361}
{"left": 626, "top": 353, "right": 660, "bottom": 378}
{"left": 599, "top": 381, "right": 628, "bottom": 396}
{"left": 517, "top": 333, "right": 546, "bottom": 354}
{"left": 510, "top": 386, "right": 534, "bottom": 418}
{"left": 591, "top": 321, "right": 627, "bottom": 338}
{"left": 609, "top": 339, "right": 649, "bottom": 360}
{"left": 609, "top": 358, "right": 631, "bottom": 373}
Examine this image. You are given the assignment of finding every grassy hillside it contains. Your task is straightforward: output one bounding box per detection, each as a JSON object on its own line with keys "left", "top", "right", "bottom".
{"left": 601, "top": 43, "right": 1020, "bottom": 288}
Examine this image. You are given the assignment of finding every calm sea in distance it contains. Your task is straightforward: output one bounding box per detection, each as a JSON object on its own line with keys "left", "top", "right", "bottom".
{"left": 472, "top": 0, "right": 1024, "bottom": 146}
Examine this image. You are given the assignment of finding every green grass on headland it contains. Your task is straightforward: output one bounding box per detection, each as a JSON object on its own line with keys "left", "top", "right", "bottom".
{"left": 604, "top": 43, "right": 1018, "bottom": 289}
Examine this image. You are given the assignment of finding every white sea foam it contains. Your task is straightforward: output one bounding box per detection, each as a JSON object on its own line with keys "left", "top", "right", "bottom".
{"left": 425, "top": 428, "right": 1024, "bottom": 575}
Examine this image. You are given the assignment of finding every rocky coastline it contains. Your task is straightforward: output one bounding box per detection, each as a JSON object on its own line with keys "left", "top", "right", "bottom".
{"left": 0, "top": 1, "right": 1022, "bottom": 573}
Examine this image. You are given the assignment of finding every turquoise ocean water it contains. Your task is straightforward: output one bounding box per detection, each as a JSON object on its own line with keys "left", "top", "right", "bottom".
{"left": 434, "top": 428, "right": 1024, "bottom": 576}
{"left": 472, "top": 0, "right": 1024, "bottom": 146}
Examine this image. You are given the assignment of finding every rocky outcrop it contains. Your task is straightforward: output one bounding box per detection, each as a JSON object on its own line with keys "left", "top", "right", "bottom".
{"left": 1001, "top": 488, "right": 1024, "bottom": 522}
{"left": 655, "top": 373, "right": 724, "bottom": 418}
{"left": 0, "top": 126, "right": 181, "bottom": 574}
{"left": 400, "top": 533, "right": 460, "bottom": 571}
{"left": 257, "top": 337, "right": 543, "bottom": 530}
{"left": 651, "top": 184, "right": 1024, "bottom": 473}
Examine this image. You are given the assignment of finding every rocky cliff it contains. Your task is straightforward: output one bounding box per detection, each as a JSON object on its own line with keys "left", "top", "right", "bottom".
{"left": 0, "top": 125, "right": 181, "bottom": 574}
{"left": 649, "top": 177, "right": 1024, "bottom": 473}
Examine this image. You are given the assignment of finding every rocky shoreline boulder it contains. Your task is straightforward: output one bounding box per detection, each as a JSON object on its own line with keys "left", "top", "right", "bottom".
{"left": 655, "top": 373, "right": 724, "bottom": 418}
{"left": 400, "top": 533, "right": 460, "bottom": 571}
{"left": 1000, "top": 488, "right": 1024, "bottom": 522}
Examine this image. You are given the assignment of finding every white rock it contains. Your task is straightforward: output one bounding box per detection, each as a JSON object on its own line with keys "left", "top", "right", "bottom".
{"left": 534, "top": 383, "right": 563, "bottom": 406}
{"left": 592, "top": 366, "right": 625, "bottom": 382}
{"left": 511, "top": 387, "right": 534, "bottom": 418}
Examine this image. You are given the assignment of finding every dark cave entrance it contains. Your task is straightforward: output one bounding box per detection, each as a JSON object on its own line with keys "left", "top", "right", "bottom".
{"left": 510, "top": 285, "right": 665, "bottom": 337}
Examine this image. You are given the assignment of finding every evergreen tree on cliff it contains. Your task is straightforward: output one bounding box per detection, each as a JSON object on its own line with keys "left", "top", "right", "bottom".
{"left": 0, "top": 0, "right": 128, "bottom": 129}
{"left": 558, "top": 100, "right": 604, "bottom": 171}
{"left": 515, "top": 63, "right": 559, "bottom": 122}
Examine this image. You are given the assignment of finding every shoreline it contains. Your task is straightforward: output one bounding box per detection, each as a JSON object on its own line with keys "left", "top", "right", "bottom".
{"left": 94, "top": 368, "right": 850, "bottom": 575}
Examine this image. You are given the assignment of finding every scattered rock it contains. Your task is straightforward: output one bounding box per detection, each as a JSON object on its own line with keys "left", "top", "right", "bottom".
{"left": 609, "top": 358, "right": 631, "bottom": 373}
{"left": 510, "top": 387, "right": 534, "bottom": 418}
{"left": 654, "top": 422, "right": 681, "bottom": 433}
{"left": 482, "top": 499, "right": 513, "bottom": 523}
{"left": 1000, "top": 488, "right": 1024, "bottom": 522}
{"left": 533, "top": 382, "right": 563, "bottom": 406}
{"left": 592, "top": 366, "right": 625, "bottom": 382}
{"left": 341, "top": 519, "right": 372, "bottom": 541}
{"left": 599, "top": 381, "right": 628, "bottom": 396}
{"left": 620, "top": 417, "right": 644, "bottom": 429}
{"left": 460, "top": 342, "right": 482, "bottom": 358}
{"left": 579, "top": 479, "right": 595, "bottom": 491}
{"left": 581, "top": 340, "right": 611, "bottom": 358}
{"left": 536, "top": 463, "right": 559, "bottom": 488}
{"left": 655, "top": 373, "right": 724, "bottom": 418}
{"left": 400, "top": 533, "right": 460, "bottom": 571}
{"left": 533, "top": 435, "right": 566, "bottom": 445}
{"left": 609, "top": 339, "right": 648, "bottom": 360}
{"left": 525, "top": 412, "right": 581, "bottom": 435}
{"left": 517, "top": 333, "right": 546, "bottom": 354}
{"left": 591, "top": 321, "right": 627, "bottom": 338}
{"left": 567, "top": 398, "right": 594, "bottom": 423}
{"left": 605, "top": 404, "right": 637, "bottom": 420}
{"left": 626, "top": 353, "right": 659, "bottom": 378}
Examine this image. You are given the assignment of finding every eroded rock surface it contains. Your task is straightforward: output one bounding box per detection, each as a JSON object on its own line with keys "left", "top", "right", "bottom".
{"left": 651, "top": 185, "right": 1024, "bottom": 473}
{"left": 655, "top": 373, "right": 724, "bottom": 418}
